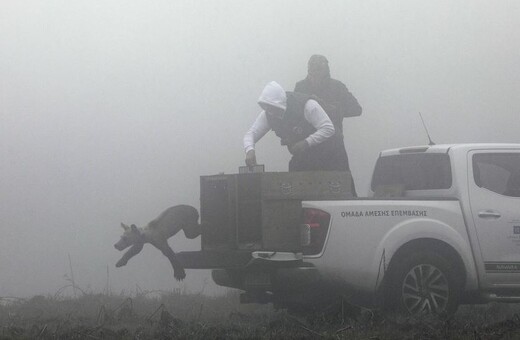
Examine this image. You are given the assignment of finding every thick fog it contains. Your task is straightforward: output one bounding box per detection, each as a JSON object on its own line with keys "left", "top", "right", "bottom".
{"left": 1, "top": 1, "right": 519, "bottom": 297}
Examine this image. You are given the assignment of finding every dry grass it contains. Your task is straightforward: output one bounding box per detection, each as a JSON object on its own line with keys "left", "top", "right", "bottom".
{"left": 0, "top": 290, "right": 519, "bottom": 339}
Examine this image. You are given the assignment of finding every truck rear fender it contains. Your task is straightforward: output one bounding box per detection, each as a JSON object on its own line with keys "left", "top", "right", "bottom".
{"left": 372, "top": 219, "right": 478, "bottom": 291}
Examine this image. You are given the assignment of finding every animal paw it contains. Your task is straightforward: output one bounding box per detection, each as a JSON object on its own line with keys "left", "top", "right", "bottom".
{"left": 116, "top": 259, "right": 127, "bottom": 267}
{"left": 174, "top": 268, "right": 186, "bottom": 281}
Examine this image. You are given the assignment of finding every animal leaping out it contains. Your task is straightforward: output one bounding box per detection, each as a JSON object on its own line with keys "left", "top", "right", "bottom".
{"left": 114, "top": 205, "right": 203, "bottom": 281}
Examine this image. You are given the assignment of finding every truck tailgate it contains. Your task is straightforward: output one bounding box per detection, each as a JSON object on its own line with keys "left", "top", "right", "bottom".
{"left": 177, "top": 250, "right": 305, "bottom": 269}
{"left": 176, "top": 250, "right": 252, "bottom": 269}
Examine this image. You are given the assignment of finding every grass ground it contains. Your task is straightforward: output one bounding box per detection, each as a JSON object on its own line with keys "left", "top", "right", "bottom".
{"left": 0, "top": 290, "right": 519, "bottom": 339}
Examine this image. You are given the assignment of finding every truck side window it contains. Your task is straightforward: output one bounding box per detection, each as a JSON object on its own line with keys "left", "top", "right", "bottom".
{"left": 371, "top": 153, "right": 452, "bottom": 191}
{"left": 473, "top": 153, "right": 520, "bottom": 198}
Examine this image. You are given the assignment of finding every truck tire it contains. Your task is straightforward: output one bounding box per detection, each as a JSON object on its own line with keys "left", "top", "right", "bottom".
{"left": 384, "top": 250, "right": 462, "bottom": 317}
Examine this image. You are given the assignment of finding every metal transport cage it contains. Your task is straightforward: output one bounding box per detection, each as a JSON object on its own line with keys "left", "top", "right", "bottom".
{"left": 177, "top": 171, "right": 354, "bottom": 269}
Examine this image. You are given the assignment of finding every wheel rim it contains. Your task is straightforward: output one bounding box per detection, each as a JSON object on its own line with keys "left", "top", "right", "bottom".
{"left": 401, "top": 264, "right": 449, "bottom": 314}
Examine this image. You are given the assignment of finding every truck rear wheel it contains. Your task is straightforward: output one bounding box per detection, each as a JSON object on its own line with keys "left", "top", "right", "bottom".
{"left": 384, "top": 251, "right": 461, "bottom": 317}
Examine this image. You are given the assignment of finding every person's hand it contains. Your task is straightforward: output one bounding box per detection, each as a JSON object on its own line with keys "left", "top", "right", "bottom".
{"left": 245, "top": 150, "right": 257, "bottom": 166}
{"left": 288, "top": 140, "right": 309, "bottom": 155}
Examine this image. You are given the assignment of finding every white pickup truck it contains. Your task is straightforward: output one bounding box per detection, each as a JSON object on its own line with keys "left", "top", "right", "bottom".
{"left": 180, "top": 143, "right": 520, "bottom": 316}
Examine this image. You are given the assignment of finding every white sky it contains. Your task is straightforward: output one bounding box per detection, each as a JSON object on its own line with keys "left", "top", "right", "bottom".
{"left": 1, "top": 0, "right": 519, "bottom": 296}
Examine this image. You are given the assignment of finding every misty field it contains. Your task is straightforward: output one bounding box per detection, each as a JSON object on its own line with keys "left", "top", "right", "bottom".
{"left": 1, "top": 289, "right": 520, "bottom": 340}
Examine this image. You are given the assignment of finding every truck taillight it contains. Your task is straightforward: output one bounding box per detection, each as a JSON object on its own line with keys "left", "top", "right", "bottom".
{"left": 300, "top": 208, "right": 331, "bottom": 255}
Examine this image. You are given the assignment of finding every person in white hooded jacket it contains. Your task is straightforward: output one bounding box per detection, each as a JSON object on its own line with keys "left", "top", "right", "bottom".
{"left": 243, "top": 81, "right": 351, "bottom": 173}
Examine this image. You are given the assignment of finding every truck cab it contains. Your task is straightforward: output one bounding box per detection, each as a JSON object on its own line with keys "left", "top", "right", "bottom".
{"left": 369, "top": 144, "right": 520, "bottom": 289}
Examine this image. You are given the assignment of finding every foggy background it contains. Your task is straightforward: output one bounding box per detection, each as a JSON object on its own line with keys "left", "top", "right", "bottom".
{"left": 1, "top": 0, "right": 519, "bottom": 297}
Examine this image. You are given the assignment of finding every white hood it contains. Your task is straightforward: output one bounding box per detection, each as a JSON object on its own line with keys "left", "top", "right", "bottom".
{"left": 258, "top": 81, "right": 287, "bottom": 111}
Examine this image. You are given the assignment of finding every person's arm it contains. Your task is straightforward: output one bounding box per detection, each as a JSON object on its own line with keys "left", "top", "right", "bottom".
{"left": 243, "top": 111, "right": 270, "bottom": 153}
{"left": 243, "top": 111, "right": 270, "bottom": 165}
{"left": 288, "top": 100, "right": 334, "bottom": 156}
{"left": 337, "top": 82, "right": 362, "bottom": 118}
{"left": 303, "top": 100, "right": 335, "bottom": 147}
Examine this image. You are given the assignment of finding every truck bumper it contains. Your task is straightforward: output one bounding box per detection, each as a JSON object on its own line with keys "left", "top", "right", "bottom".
{"left": 211, "top": 265, "right": 320, "bottom": 291}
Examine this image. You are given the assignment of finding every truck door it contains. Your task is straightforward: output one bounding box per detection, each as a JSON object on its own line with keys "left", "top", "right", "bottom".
{"left": 468, "top": 150, "right": 520, "bottom": 286}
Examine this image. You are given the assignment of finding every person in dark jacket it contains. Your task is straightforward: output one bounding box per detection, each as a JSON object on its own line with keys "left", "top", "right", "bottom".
{"left": 243, "top": 81, "right": 350, "bottom": 172}
{"left": 295, "top": 55, "right": 361, "bottom": 194}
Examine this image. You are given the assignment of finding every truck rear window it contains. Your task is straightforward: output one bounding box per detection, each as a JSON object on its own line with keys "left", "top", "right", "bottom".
{"left": 371, "top": 153, "right": 452, "bottom": 191}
